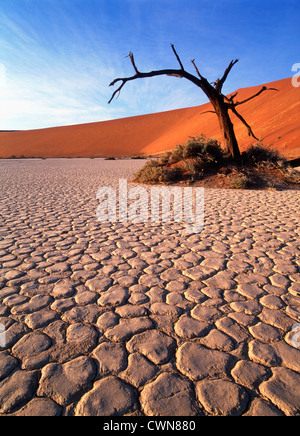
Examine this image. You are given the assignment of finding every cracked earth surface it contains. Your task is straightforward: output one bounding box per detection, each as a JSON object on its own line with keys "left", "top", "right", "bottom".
{"left": 0, "top": 158, "right": 299, "bottom": 416}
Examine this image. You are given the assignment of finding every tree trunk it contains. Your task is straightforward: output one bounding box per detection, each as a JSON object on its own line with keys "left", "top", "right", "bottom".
{"left": 213, "top": 96, "right": 241, "bottom": 160}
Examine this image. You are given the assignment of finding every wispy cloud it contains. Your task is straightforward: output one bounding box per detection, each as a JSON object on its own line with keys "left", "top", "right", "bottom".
{"left": 0, "top": 1, "right": 208, "bottom": 129}
{"left": 0, "top": 68, "right": 124, "bottom": 130}
{"left": 0, "top": 13, "right": 123, "bottom": 128}
{"left": 0, "top": 3, "right": 125, "bottom": 129}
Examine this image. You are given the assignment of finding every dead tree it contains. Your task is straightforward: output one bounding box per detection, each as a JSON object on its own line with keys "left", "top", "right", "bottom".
{"left": 108, "top": 45, "right": 278, "bottom": 160}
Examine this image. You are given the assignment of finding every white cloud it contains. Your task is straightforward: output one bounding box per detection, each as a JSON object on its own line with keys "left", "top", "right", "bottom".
{"left": 0, "top": 64, "right": 7, "bottom": 88}
{"left": 0, "top": 51, "right": 205, "bottom": 130}
{"left": 0, "top": 62, "right": 124, "bottom": 130}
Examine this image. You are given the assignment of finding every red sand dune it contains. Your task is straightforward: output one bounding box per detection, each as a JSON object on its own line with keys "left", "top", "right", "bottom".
{"left": 0, "top": 77, "right": 299, "bottom": 159}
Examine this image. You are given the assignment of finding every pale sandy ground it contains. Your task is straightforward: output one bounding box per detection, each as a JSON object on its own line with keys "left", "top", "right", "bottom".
{"left": 0, "top": 159, "right": 300, "bottom": 416}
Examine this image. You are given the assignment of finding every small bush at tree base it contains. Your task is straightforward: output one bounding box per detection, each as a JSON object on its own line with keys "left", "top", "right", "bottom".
{"left": 167, "top": 145, "right": 184, "bottom": 164}
{"left": 132, "top": 136, "right": 299, "bottom": 189}
{"left": 166, "top": 135, "right": 225, "bottom": 165}
{"left": 227, "top": 174, "right": 252, "bottom": 189}
{"left": 242, "top": 143, "right": 287, "bottom": 168}
{"left": 133, "top": 160, "right": 181, "bottom": 184}
{"left": 280, "top": 166, "right": 300, "bottom": 184}
{"left": 182, "top": 135, "right": 225, "bottom": 163}
{"left": 181, "top": 158, "right": 204, "bottom": 181}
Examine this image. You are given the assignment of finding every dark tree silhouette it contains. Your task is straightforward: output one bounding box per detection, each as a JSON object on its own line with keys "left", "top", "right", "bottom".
{"left": 108, "top": 45, "right": 278, "bottom": 160}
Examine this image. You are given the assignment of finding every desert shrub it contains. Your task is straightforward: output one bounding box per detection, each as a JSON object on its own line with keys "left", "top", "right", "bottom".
{"left": 242, "top": 143, "right": 287, "bottom": 168}
{"left": 168, "top": 145, "right": 185, "bottom": 164}
{"left": 181, "top": 139, "right": 204, "bottom": 159}
{"left": 158, "top": 151, "right": 172, "bottom": 165}
{"left": 166, "top": 135, "right": 225, "bottom": 166}
{"left": 280, "top": 166, "right": 300, "bottom": 184}
{"left": 227, "top": 173, "right": 252, "bottom": 189}
{"left": 133, "top": 135, "right": 227, "bottom": 185}
{"left": 133, "top": 160, "right": 181, "bottom": 184}
{"left": 182, "top": 158, "right": 205, "bottom": 181}
{"left": 182, "top": 135, "right": 224, "bottom": 163}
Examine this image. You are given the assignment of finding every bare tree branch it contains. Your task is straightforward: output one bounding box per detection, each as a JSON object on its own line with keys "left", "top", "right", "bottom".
{"left": 215, "top": 59, "right": 239, "bottom": 93}
{"left": 191, "top": 59, "right": 204, "bottom": 80}
{"left": 234, "top": 86, "right": 279, "bottom": 106}
{"left": 108, "top": 45, "right": 214, "bottom": 104}
{"left": 166, "top": 73, "right": 184, "bottom": 78}
{"left": 224, "top": 91, "right": 239, "bottom": 103}
{"left": 127, "top": 52, "right": 139, "bottom": 74}
{"left": 229, "top": 105, "right": 259, "bottom": 140}
{"left": 109, "top": 69, "right": 192, "bottom": 103}
{"left": 108, "top": 45, "right": 216, "bottom": 104}
{"left": 108, "top": 68, "right": 204, "bottom": 104}
{"left": 108, "top": 80, "right": 127, "bottom": 104}
{"left": 171, "top": 44, "right": 184, "bottom": 70}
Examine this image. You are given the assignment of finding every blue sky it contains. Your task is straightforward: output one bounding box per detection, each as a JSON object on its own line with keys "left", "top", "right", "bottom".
{"left": 0, "top": 0, "right": 299, "bottom": 130}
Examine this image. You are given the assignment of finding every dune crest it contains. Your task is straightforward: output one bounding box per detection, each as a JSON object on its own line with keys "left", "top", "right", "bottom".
{"left": 0, "top": 77, "right": 299, "bottom": 159}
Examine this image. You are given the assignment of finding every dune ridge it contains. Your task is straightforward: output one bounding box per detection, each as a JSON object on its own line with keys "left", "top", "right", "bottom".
{"left": 0, "top": 77, "right": 299, "bottom": 159}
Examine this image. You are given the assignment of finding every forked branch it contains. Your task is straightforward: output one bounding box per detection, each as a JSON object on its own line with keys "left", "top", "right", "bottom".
{"left": 225, "top": 91, "right": 239, "bottom": 103}
{"left": 234, "top": 86, "right": 279, "bottom": 106}
{"left": 108, "top": 81, "right": 127, "bottom": 104}
{"left": 108, "top": 67, "right": 204, "bottom": 104}
{"left": 108, "top": 45, "right": 211, "bottom": 104}
{"left": 215, "top": 59, "right": 239, "bottom": 93}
